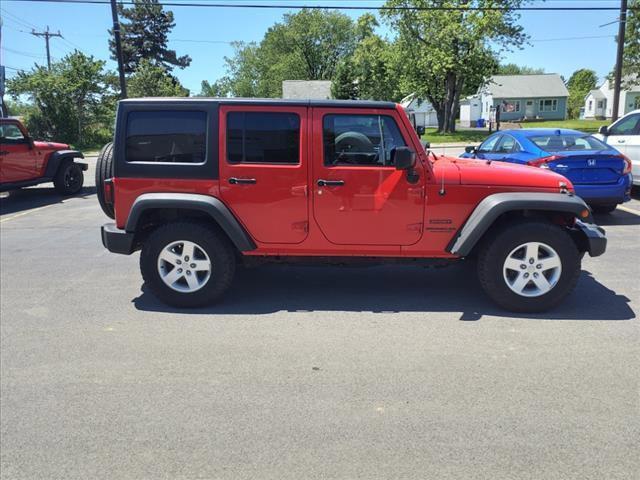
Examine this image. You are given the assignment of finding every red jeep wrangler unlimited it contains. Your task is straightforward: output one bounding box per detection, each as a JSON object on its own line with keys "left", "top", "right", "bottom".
{"left": 0, "top": 118, "right": 86, "bottom": 194}
{"left": 98, "top": 99, "right": 606, "bottom": 312}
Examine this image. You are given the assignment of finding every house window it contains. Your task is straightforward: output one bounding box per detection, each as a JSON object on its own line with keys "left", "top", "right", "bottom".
{"left": 588, "top": 100, "right": 593, "bottom": 110}
{"left": 597, "top": 100, "right": 604, "bottom": 109}
{"left": 501, "top": 100, "right": 520, "bottom": 113}
{"left": 538, "top": 99, "right": 558, "bottom": 112}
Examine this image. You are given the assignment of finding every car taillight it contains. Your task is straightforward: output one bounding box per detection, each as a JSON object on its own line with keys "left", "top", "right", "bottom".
{"left": 618, "top": 154, "right": 632, "bottom": 174}
{"left": 527, "top": 155, "right": 565, "bottom": 168}
{"left": 104, "top": 178, "right": 114, "bottom": 204}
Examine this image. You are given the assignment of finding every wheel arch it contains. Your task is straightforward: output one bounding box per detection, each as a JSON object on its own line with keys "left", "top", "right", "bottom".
{"left": 125, "top": 193, "right": 257, "bottom": 253}
{"left": 44, "top": 150, "right": 86, "bottom": 178}
{"left": 447, "top": 192, "right": 592, "bottom": 257}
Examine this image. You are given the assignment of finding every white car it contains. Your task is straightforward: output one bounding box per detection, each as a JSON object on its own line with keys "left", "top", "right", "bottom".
{"left": 594, "top": 109, "right": 640, "bottom": 187}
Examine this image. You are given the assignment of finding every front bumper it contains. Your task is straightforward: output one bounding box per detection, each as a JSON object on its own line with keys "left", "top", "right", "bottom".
{"left": 573, "top": 220, "right": 607, "bottom": 257}
{"left": 101, "top": 223, "right": 135, "bottom": 255}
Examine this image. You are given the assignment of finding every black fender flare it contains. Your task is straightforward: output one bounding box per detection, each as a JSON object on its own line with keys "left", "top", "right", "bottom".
{"left": 446, "top": 192, "right": 592, "bottom": 256}
{"left": 44, "top": 150, "right": 86, "bottom": 178}
{"left": 125, "top": 193, "right": 257, "bottom": 252}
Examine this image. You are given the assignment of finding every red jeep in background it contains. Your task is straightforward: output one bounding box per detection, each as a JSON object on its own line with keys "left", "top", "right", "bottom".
{"left": 0, "top": 118, "right": 86, "bottom": 195}
{"left": 97, "top": 98, "right": 607, "bottom": 312}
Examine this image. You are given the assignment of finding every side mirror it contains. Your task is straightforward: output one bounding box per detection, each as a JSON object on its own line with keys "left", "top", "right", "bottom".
{"left": 421, "top": 140, "right": 430, "bottom": 150}
{"left": 464, "top": 145, "right": 477, "bottom": 154}
{"left": 598, "top": 125, "right": 609, "bottom": 136}
{"left": 393, "top": 146, "right": 416, "bottom": 170}
{"left": 416, "top": 126, "right": 425, "bottom": 136}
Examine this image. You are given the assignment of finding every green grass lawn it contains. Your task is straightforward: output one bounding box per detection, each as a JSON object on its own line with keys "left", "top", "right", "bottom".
{"left": 422, "top": 129, "right": 488, "bottom": 145}
{"left": 514, "top": 119, "right": 609, "bottom": 133}
{"left": 423, "top": 119, "right": 611, "bottom": 144}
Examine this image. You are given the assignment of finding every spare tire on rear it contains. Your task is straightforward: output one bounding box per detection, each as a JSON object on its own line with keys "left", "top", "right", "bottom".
{"left": 95, "top": 142, "right": 115, "bottom": 219}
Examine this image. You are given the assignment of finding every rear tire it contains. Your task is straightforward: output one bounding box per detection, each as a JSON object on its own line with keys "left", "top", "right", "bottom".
{"left": 477, "top": 221, "right": 581, "bottom": 313}
{"left": 95, "top": 142, "right": 115, "bottom": 218}
{"left": 53, "top": 161, "right": 84, "bottom": 195}
{"left": 591, "top": 204, "right": 616, "bottom": 214}
{"left": 140, "top": 221, "right": 236, "bottom": 308}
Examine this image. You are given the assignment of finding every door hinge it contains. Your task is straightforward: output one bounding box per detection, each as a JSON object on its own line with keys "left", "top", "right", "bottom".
{"left": 292, "top": 221, "right": 309, "bottom": 233}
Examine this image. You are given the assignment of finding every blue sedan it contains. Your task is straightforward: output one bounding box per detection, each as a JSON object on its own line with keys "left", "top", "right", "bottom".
{"left": 460, "top": 129, "right": 633, "bottom": 213}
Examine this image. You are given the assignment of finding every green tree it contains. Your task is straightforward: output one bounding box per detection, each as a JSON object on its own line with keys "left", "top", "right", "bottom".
{"left": 566, "top": 68, "right": 598, "bottom": 119}
{"left": 332, "top": 14, "right": 402, "bottom": 101}
{"left": 7, "top": 51, "right": 117, "bottom": 145}
{"left": 109, "top": 0, "right": 191, "bottom": 75}
{"left": 496, "top": 63, "right": 545, "bottom": 75}
{"left": 384, "top": 0, "right": 527, "bottom": 133}
{"left": 622, "top": 0, "right": 639, "bottom": 86}
{"left": 218, "top": 9, "right": 356, "bottom": 97}
{"left": 199, "top": 79, "right": 230, "bottom": 97}
{"left": 127, "top": 59, "right": 189, "bottom": 98}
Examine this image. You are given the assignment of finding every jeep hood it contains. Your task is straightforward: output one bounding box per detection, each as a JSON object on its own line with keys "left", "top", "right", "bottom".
{"left": 34, "top": 140, "right": 70, "bottom": 151}
{"left": 445, "top": 157, "right": 572, "bottom": 189}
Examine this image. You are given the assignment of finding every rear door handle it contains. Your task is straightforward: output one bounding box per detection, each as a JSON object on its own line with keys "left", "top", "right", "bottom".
{"left": 317, "top": 179, "right": 345, "bottom": 187}
{"left": 229, "top": 177, "right": 257, "bottom": 185}
{"left": 0, "top": 151, "right": 9, "bottom": 156}
{"left": 617, "top": 139, "right": 626, "bottom": 143}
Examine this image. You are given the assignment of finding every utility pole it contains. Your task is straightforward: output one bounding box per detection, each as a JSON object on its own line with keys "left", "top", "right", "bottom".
{"left": 1, "top": 16, "right": 6, "bottom": 117}
{"left": 31, "top": 26, "right": 63, "bottom": 70}
{"left": 612, "top": 0, "right": 628, "bottom": 121}
{"left": 110, "top": 0, "right": 128, "bottom": 99}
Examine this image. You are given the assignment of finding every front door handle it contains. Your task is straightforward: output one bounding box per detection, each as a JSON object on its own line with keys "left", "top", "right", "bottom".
{"left": 229, "top": 177, "right": 257, "bottom": 185}
{"left": 317, "top": 179, "right": 345, "bottom": 187}
{"left": 617, "top": 139, "right": 626, "bottom": 143}
{"left": 0, "top": 151, "right": 9, "bottom": 156}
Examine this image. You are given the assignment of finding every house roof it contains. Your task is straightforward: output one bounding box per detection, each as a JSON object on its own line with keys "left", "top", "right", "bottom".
{"left": 587, "top": 89, "right": 605, "bottom": 100}
{"left": 482, "top": 74, "right": 569, "bottom": 98}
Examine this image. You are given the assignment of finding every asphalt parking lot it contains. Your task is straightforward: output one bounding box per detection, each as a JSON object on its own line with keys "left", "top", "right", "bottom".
{"left": 1, "top": 157, "right": 639, "bottom": 480}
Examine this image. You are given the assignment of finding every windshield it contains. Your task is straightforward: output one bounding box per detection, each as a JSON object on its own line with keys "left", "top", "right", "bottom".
{"left": 529, "top": 134, "right": 609, "bottom": 152}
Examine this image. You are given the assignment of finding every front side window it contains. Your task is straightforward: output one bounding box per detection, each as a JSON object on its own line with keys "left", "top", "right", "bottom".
{"left": 227, "top": 112, "right": 300, "bottom": 164}
{"left": 477, "top": 134, "right": 501, "bottom": 153}
{"left": 323, "top": 114, "right": 407, "bottom": 166}
{"left": 609, "top": 113, "right": 640, "bottom": 136}
{"left": 0, "top": 123, "right": 26, "bottom": 144}
{"left": 126, "top": 111, "right": 206, "bottom": 163}
{"left": 529, "top": 134, "right": 609, "bottom": 152}
{"left": 538, "top": 99, "right": 558, "bottom": 112}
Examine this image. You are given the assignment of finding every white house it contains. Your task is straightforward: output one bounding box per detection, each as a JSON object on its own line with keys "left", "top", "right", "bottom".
{"left": 583, "top": 77, "right": 640, "bottom": 119}
{"left": 459, "top": 95, "right": 482, "bottom": 127}
{"left": 282, "top": 80, "right": 332, "bottom": 99}
{"left": 400, "top": 93, "right": 438, "bottom": 129}
{"left": 477, "top": 74, "right": 569, "bottom": 121}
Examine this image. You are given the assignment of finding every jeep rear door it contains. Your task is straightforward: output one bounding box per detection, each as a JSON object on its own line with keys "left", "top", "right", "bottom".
{"left": 311, "top": 108, "right": 425, "bottom": 246}
{"left": 219, "top": 105, "right": 309, "bottom": 244}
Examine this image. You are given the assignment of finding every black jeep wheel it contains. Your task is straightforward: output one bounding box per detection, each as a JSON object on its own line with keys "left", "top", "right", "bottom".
{"left": 95, "top": 142, "right": 115, "bottom": 218}
{"left": 140, "top": 221, "right": 236, "bottom": 308}
{"left": 477, "top": 220, "right": 581, "bottom": 313}
{"left": 53, "top": 161, "right": 84, "bottom": 195}
{"left": 591, "top": 204, "right": 617, "bottom": 214}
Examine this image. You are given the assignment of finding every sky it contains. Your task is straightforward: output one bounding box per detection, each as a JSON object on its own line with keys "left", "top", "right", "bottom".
{"left": 0, "top": 0, "right": 623, "bottom": 95}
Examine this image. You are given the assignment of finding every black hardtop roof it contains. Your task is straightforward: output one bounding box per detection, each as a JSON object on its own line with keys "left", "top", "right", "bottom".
{"left": 119, "top": 97, "right": 398, "bottom": 109}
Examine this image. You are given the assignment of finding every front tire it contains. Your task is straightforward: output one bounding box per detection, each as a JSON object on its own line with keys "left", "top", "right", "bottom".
{"left": 477, "top": 221, "right": 581, "bottom": 312}
{"left": 140, "top": 221, "right": 236, "bottom": 308}
{"left": 53, "top": 161, "right": 84, "bottom": 195}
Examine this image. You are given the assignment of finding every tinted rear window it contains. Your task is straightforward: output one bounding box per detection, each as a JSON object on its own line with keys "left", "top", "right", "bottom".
{"left": 227, "top": 112, "right": 300, "bottom": 164}
{"left": 529, "top": 134, "right": 609, "bottom": 152}
{"left": 126, "top": 111, "right": 207, "bottom": 163}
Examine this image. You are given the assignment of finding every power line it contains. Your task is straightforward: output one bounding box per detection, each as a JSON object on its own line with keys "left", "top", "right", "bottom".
{"left": 2, "top": 46, "right": 48, "bottom": 59}
{"left": 1, "top": 0, "right": 638, "bottom": 11}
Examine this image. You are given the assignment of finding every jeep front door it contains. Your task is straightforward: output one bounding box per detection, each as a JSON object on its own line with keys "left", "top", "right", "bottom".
{"left": 219, "top": 106, "right": 309, "bottom": 244}
{"left": 312, "top": 109, "right": 425, "bottom": 246}
{"left": 0, "top": 121, "right": 36, "bottom": 183}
